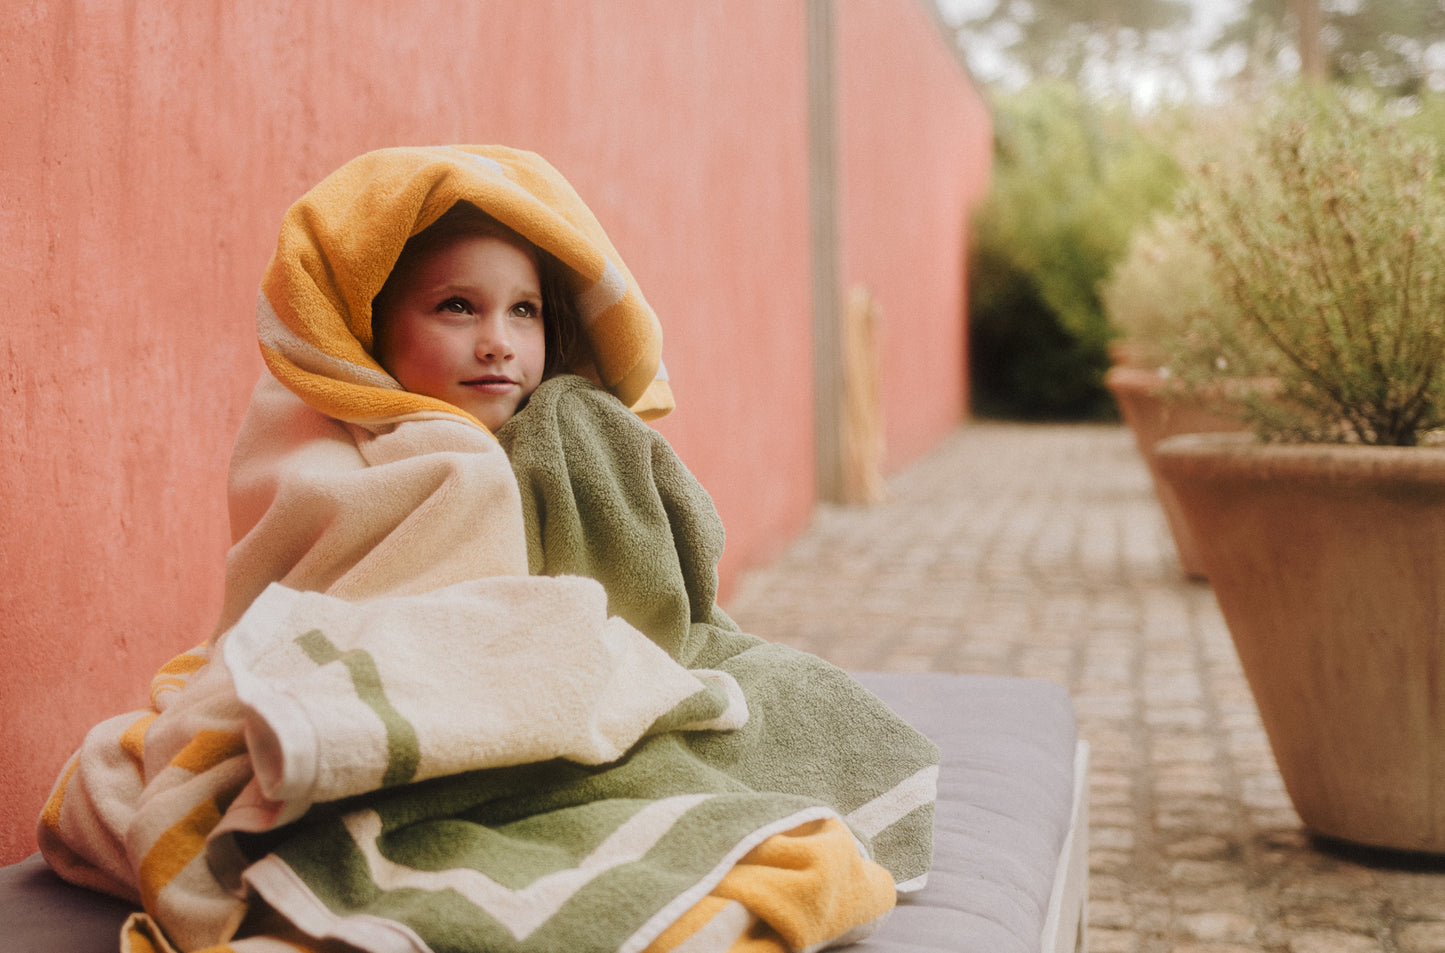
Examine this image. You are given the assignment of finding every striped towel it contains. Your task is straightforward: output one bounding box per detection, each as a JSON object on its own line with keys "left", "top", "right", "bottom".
{"left": 37, "top": 146, "right": 936, "bottom": 953}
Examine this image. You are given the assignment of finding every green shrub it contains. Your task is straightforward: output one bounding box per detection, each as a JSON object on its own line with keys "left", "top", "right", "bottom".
{"left": 969, "top": 81, "right": 1183, "bottom": 418}
{"left": 1172, "top": 87, "right": 1445, "bottom": 446}
{"left": 969, "top": 243, "right": 1116, "bottom": 419}
{"left": 1402, "top": 91, "right": 1445, "bottom": 173}
{"left": 1099, "top": 212, "right": 1224, "bottom": 369}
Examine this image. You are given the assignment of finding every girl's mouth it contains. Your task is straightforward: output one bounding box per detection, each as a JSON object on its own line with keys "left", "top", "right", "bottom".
{"left": 462, "top": 376, "right": 516, "bottom": 393}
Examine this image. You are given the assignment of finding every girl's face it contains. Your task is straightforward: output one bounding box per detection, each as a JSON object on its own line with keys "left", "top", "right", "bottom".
{"left": 374, "top": 233, "right": 547, "bottom": 431}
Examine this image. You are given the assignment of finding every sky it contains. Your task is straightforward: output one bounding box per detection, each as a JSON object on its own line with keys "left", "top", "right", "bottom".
{"left": 935, "top": 0, "right": 1251, "bottom": 108}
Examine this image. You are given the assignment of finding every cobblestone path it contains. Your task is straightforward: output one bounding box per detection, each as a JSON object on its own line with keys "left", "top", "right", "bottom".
{"left": 725, "top": 422, "right": 1445, "bottom": 953}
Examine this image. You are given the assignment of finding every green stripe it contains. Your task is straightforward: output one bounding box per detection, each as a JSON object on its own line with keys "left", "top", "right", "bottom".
{"left": 295, "top": 629, "right": 420, "bottom": 788}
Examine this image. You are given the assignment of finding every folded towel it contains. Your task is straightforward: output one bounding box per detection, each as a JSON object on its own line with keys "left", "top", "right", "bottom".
{"left": 223, "top": 578, "right": 739, "bottom": 819}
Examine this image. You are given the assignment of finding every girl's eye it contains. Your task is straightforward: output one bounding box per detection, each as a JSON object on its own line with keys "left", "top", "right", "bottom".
{"left": 512, "top": 301, "right": 541, "bottom": 319}
{"left": 440, "top": 298, "right": 471, "bottom": 314}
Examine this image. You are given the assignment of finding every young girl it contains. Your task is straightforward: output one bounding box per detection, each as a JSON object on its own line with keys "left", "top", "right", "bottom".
{"left": 40, "top": 145, "right": 937, "bottom": 953}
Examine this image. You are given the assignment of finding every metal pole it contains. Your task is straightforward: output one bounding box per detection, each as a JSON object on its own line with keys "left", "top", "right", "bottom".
{"left": 807, "top": 0, "right": 844, "bottom": 503}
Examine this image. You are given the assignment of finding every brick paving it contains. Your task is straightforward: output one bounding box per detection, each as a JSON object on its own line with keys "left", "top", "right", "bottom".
{"left": 723, "top": 421, "right": 1445, "bottom": 953}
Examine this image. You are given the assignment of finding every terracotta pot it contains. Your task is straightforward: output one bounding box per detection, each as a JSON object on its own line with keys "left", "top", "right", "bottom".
{"left": 1107, "top": 339, "right": 1165, "bottom": 370}
{"left": 1155, "top": 432, "right": 1445, "bottom": 853}
{"left": 1104, "top": 366, "right": 1245, "bottom": 578}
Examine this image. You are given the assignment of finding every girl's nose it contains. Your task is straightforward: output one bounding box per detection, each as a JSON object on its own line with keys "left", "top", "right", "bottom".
{"left": 475, "top": 313, "right": 515, "bottom": 360}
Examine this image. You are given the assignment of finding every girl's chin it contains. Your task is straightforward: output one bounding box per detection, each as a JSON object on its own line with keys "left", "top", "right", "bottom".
{"left": 458, "top": 396, "right": 524, "bottom": 431}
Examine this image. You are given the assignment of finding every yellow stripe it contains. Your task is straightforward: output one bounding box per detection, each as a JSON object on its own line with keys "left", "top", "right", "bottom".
{"left": 137, "top": 749, "right": 254, "bottom": 915}
{"left": 37, "top": 754, "right": 80, "bottom": 840}
{"left": 646, "top": 818, "right": 895, "bottom": 953}
{"left": 150, "top": 676, "right": 188, "bottom": 699}
{"left": 119, "top": 713, "right": 160, "bottom": 775}
{"left": 122, "top": 913, "right": 242, "bottom": 953}
{"left": 632, "top": 379, "right": 675, "bottom": 421}
{"left": 718, "top": 817, "right": 895, "bottom": 950}
{"left": 137, "top": 797, "right": 224, "bottom": 914}
{"left": 170, "top": 730, "right": 247, "bottom": 775}
{"left": 121, "top": 918, "right": 166, "bottom": 953}
{"left": 727, "top": 927, "right": 787, "bottom": 953}
{"left": 150, "top": 651, "right": 209, "bottom": 704}
{"left": 155, "top": 650, "right": 209, "bottom": 677}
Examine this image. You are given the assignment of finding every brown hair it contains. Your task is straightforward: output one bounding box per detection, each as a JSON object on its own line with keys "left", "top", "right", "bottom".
{"left": 371, "top": 201, "right": 583, "bottom": 379}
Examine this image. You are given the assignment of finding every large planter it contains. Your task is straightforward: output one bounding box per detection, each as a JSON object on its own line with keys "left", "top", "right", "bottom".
{"left": 1105, "top": 366, "right": 1245, "bottom": 578}
{"left": 1107, "top": 339, "right": 1166, "bottom": 370}
{"left": 1155, "top": 432, "right": 1445, "bottom": 853}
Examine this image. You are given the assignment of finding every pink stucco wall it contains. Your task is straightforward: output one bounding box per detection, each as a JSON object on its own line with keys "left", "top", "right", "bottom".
{"left": 837, "top": 0, "right": 992, "bottom": 469}
{"left": 0, "top": 1, "right": 988, "bottom": 862}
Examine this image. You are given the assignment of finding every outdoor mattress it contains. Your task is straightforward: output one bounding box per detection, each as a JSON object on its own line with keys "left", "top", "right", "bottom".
{"left": 0, "top": 671, "right": 1087, "bottom": 953}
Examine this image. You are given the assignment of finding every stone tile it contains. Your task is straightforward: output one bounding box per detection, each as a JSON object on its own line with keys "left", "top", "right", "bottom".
{"left": 1090, "top": 778, "right": 1135, "bottom": 807}
{"left": 1170, "top": 859, "right": 1244, "bottom": 886}
{"left": 1090, "top": 849, "right": 1134, "bottom": 874}
{"left": 1155, "top": 774, "right": 1228, "bottom": 798}
{"left": 1398, "top": 921, "right": 1445, "bottom": 953}
{"left": 1396, "top": 896, "right": 1445, "bottom": 920}
{"left": 1155, "top": 805, "right": 1234, "bottom": 830}
{"left": 1090, "top": 805, "right": 1139, "bottom": 828}
{"left": 1278, "top": 864, "right": 1379, "bottom": 898}
{"left": 1173, "top": 883, "right": 1250, "bottom": 913}
{"left": 1090, "top": 873, "right": 1129, "bottom": 900}
{"left": 1273, "top": 906, "right": 1386, "bottom": 939}
{"left": 1092, "top": 826, "right": 1136, "bottom": 851}
{"left": 1176, "top": 911, "right": 1257, "bottom": 943}
{"left": 1286, "top": 931, "right": 1383, "bottom": 953}
{"left": 1090, "top": 900, "right": 1134, "bottom": 929}
{"left": 1151, "top": 738, "right": 1219, "bottom": 762}
{"left": 1137, "top": 904, "right": 1174, "bottom": 932}
{"left": 1164, "top": 835, "right": 1233, "bottom": 859}
{"left": 1144, "top": 707, "right": 1210, "bottom": 729}
{"left": 1088, "top": 926, "right": 1141, "bottom": 953}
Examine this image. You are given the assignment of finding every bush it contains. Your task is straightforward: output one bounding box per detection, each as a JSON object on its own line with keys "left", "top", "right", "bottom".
{"left": 1099, "top": 212, "right": 1224, "bottom": 370}
{"left": 969, "top": 81, "right": 1182, "bottom": 418}
{"left": 1172, "top": 87, "right": 1445, "bottom": 446}
{"left": 969, "top": 246, "right": 1115, "bottom": 419}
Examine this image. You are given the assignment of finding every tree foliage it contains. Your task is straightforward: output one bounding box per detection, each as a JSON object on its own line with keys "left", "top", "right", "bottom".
{"left": 951, "top": 0, "right": 1196, "bottom": 102}
{"left": 946, "top": 0, "right": 1445, "bottom": 103}
{"left": 1213, "top": 0, "right": 1445, "bottom": 98}
{"left": 969, "top": 81, "right": 1183, "bottom": 418}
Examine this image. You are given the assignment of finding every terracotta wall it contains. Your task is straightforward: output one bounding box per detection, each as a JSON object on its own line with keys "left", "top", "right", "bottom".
{"left": 837, "top": 0, "right": 992, "bottom": 468}
{"left": 0, "top": 1, "right": 988, "bottom": 862}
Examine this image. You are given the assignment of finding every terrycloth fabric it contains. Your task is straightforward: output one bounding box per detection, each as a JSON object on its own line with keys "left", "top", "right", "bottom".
{"left": 37, "top": 145, "right": 935, "bottom": 953}
{"left": 37, "top": 369, "right": 536, "bottom": 921}
{"left": 497, "top": 375, "right": 939, "bottom": 884}
{"left": 222, "top": 580, "right": 741, "bottom": 818}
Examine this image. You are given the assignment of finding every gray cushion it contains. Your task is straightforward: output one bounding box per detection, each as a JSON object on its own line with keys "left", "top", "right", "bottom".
{"left": 854, "top": 673, "right": 1079, "bottom": 953}
{"left": 0, "top": 853, "right": 134, "bottom": 953}
{"left": 0, "top": 672, "right": 1078, "bottom": 953}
